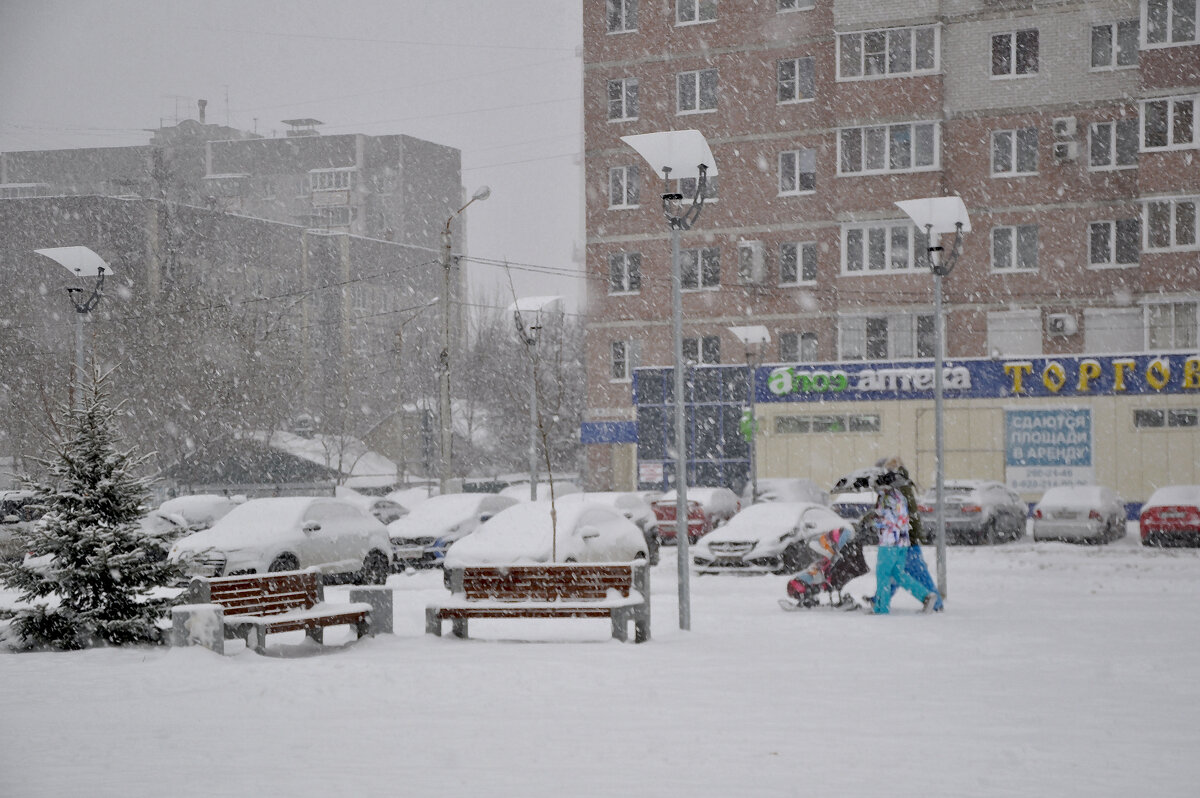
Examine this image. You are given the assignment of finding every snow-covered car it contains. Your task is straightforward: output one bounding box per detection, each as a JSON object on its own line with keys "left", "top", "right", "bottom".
{"left": 1139, "top": 485, "right": 1200, "bottom": 547}
{"left": 498, "top": 481, "right": 582, "bottom": 501}
{"left": 554, "top": 491, "right": 659, "bottom": 564}
{"left": 693, "top": 502, "right": 853, "bottom": 574}
{"left": 386, "top": 493, "right": 519, "bottom": 570}
{"left": 1032, "top": 485, "right": 1126, "bottom": 544}
{"left": 443, "top": 500, "right": 649, "bottom": 566}
{"left": 651, "top": 486, "right": 740, "bottom": 543}
{"left": 830, "top": 491, "right": 877, "bottom": 523}
{"left": 168, "top": 496, "right": 392, "bottom": 584}
{"left": 1, "top": 489, "right": 43, "bottom": 561}
{"left": 140, "top": 494, "right": 241, "bottom": 544}
{"left": 334, "top": 487, "right": 409, "bottom": 524}
{"left": 385, "top": 486, "right": 436, "bottom": 511}
{"left": 917, "top": 480, "right": 1028, "bottom": 544}
{"left": 744, "top": 477, "right": 829, "bottom": 507}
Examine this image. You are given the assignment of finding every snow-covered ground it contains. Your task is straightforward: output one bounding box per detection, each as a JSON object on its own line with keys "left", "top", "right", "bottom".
{"left": 3, "top": 528, "right": 1198, "bottom": 797}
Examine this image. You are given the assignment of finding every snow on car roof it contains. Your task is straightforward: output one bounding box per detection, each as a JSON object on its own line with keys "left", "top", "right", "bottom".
{"left": 702, "top": 502, "right": 814, "bottom": 543}
{"left": 444, "top": 500, "right": 596, "bottom": 564}
{"left": 1037, "top": 485, "right": 1113, "bottom": 506}
{"left": 1144, "top": 485, "right": 1200, "bottom": 508}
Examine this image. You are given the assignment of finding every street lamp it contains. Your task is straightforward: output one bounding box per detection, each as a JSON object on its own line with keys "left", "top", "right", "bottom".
{"left": 508, "top": 295, "right": 565, "bottom": 503}
{"left": 34, "top": 246, "right": 113, "bottom": 411}
{"left": 727, "top": 325, "right": 770, "bottom": 505}
{"left": 439, "top": 185, "right": 490, "bottom": 495}
{"left": 622, "top": 129, "right": 717, "bottom": 631}
{"left": 894, "top": 196, "right": 970, "bottom": 600}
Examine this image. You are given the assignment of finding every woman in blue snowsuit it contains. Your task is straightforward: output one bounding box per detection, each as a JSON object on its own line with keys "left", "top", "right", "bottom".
{"left": 881, "top": 458, "right": 942, "bottom": 611}
{"left": 867, "top": 477, "right": 939, "bottom": 614}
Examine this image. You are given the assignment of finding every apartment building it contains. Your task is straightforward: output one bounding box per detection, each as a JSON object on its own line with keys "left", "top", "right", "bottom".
{"left": 581, "top": 0, "right": 1200, "bottom": 504}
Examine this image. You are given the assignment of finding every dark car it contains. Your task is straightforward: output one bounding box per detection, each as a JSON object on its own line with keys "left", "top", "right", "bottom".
{"left": 917, "top": 480, "right": 1028, "bottom": 544}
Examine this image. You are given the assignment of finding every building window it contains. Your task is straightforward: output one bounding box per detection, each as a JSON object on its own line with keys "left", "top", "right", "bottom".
{"left": 842, "top": 222, "right": 928, "bottom": 274}
{"left": 992, "top": 225, "right": 1039, "bottom": 271}
{"left": 313, "top": 206, "right": 352, "bottom": 227}
{"left": 1145, "top": 0, "right": 1198, "bottom": 46}
{"left": 1089, "top": 220, "right": 1140, "bottom": 267}
{"left": 609, "top": 165, "right": 640, "bottom": 208}
{"left": 607, "top": 78, "right": 638, "bottom": 121}
{"left": 1089, "top": 119, "right": 1139, "bottom": 170}
{"left": 776, "top": 414, "right": 880, "bottom": 434}
{"left": 608, "top": 252, "right": 642, "bottom": 294}
{"left": 676, "top": 0, "right": 716, "bottom": 25}
{"left": 992, "top": 128, "right": 1039, "bottom": 175}
{"left": 839, "top": 314, "right": 935, "bottom": 360}
{"left": 777, "top": 57, "right": 815, "bottom": 103}
{"left": 677, "top": 175, "right": 718, "bottom": 202}
{"left": 779, "top": 241, "right": 817, "bottom": 285}
{"left": 1084, "top": 307, "right": 1142, "bottom": 353}
{"left": 1134, "top": 408, "right": 1200, "bottom": 428}
{"left": 1091, "top": 20, "right": 1139, "bottom": 68}
{"left": 309, "top": 168, "right": 354, "bottom": 192}
{"left": 611, "top": 341, "right": 630, "bottom": 381}
{"left": 677, "top": 68, "right": 718, "bottom": 114}
{"left": 606, "top": 0, "right": 637, "bottom": 33}
{"left": 1141, "top": 95, "right": 1197, "bottom": 151}
{"left": 778, "top": 148, "right": 817, "bottom": 194}
{"left": 1144, "top": 197, "right": 1199, "bottom": 251}
{"left": 681, "top": 247, "right": 721, "bottom": 290}
{"left": 682, "top": 335, "right": 721, "bottom": 364}
{"left": 1147, "top": 301, "right": 1198, "bottom": 349}
{"left": 837, "top": 26, "right": 939, "bottom": 79}
{"left": 992, "top": 29, "right": 1039, "bottom": 77}
{"left": 838, "top": 122, "right": 938, "bottom": 174}
{"left": 779, "top": 331, "right": 818, "bottom": 362}
{"left": 987, "top": 310, "right": 1042, "bottom": 357}
{"left": 777, "top": 0, "right": 814, "bottom": 11}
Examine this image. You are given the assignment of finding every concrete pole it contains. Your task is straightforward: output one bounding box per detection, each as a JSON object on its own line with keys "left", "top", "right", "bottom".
{"left": 439, "top": 225, "right": 453, "bottom": 495}
{"left": 671, "top": 224, "right": 691, "bottom": 631}
{"left": 74, "top": 307, "right": 85, "bottom": 411}
{"left": 529, "top": 342, "right": 539, "bottom": 502}
{"left": 934, "top": 268, "right": 948, "bottom": 598}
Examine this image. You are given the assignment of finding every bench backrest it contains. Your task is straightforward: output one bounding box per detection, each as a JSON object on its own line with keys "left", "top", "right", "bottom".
{"left": 451, "top": 563, "right": 640, "bottom": 601}
{"left": 187, "top": 570, "right": 321, "bottom": 616}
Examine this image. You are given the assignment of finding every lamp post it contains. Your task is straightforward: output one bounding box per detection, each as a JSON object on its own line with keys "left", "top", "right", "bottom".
{"left": 622, "top": 130, "right": 717, "bottom": 631}
{"left": 439, "top": 185, "right": 490, "bottom": 495}
{"left": 894, "top": 197, "right": 970, "bottom": 600}
{"left": 508, "top": 295, "right": 565, "bottom": 503}
{"left": 34, "top": 246, "right": 113, "bottom": 411}
{"left": 727, "top": 325, "right": 770, "bottom": 504}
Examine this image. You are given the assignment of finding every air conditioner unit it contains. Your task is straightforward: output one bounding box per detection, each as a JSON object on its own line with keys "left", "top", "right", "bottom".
{"left": 1047, "top": 313, "right": 1078, "bottom": 336}
{"left": 1053, "top": 141, "right": 1079, "bottom": 162}
{"left": 737, "top": 240, "right": 766, "bottom": 285}
{"left": 1052, "top": 116, "right": 1077, "bottom": 139}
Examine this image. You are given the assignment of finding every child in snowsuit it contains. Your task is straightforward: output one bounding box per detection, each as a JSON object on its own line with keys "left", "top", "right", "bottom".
{"left": 881, "top": 458, "right": 942, "bottom": 611}
{"left": 868, "top": 477, "right": 939, "bottom": 614}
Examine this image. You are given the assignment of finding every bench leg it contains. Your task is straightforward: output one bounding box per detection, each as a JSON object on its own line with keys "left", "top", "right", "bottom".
{"left": 610, "top": 610, "right": 629, "bottom": 642}
{"left": 247, "top": 626, "right": 268, "bottom": 655}
{"left": 451, "top": 617, "right": 468, "bottom": 639}
{"left": 425, "top": 608, "right": 443, "bottom": 636}
{"left": 356, "top": 613, "right": 371, "bottom": 640}
{"left": 306, "top": 625, "right": 323, "bottom": 645}
{"left": 634, "top": 607, "right": 650, "bottom": 644}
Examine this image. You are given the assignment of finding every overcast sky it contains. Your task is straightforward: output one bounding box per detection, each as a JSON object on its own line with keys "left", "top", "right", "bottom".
{"left": 0, "top": 0, "right": 585, "bottom": 313}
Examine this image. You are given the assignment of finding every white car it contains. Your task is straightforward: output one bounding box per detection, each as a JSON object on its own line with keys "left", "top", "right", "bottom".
{"left": 141, "top": 494, "right": 241, "bottom": 543}
{"left": 498, "top": 481, "right": 582, "bottom": 501}
{"left": 693, "top": 502, "right": 853, "bottom": 574}
{"left": 744, "top": 477, "right": 830, "bottom": 507}
{"left": 554, "top": 491, "right": 659, "bottom": 564}
{"left": 386, "top": 493, "right": 518, "bottom": 570}
{"left": 1032, "top": 485, "right": 1126, "bottom": 544}
{"left": 168, "top": 497, "right": 392, "bottom": 584}
{"left": 443, "top": 500, "right": 649, "bottom": 566}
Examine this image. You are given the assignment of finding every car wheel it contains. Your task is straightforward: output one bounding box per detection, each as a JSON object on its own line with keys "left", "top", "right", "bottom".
{"left": 781, "top": 543, "right": 805, "bottom": 572}
{"left": 359, "top": 550, "right": 389, "bottom": 585}
{"left": 268, "top": 553, "right": 299, "bottom": 573}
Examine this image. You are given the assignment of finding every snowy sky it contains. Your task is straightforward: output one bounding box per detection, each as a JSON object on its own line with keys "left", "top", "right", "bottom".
{"left": 0, "top": 0, "right": 585, "bottom": 312}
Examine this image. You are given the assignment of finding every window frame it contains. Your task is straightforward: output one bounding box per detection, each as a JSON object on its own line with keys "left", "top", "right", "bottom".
{"left": 836, "top": 25, "right": 940, "bottom": 80}
{"left": 606, "top": 0, "right": 638, "bottom": 34}
{"left": 1143, "top": 0, "right": 1199, "bottom": 47}
{"left": 680, "top": 246, "right": 721, "bottom": 291}
{"left": 840, "top": 221, "right": 929, "bottom": 275}
{"left": 1089, "top": 119, "right": 1140, "bottom": 171}
{"left": 1090, "top": 19, "right": 1140, "bottom": 69}
{"left": 608, "top": 251, "right": 642, "bottom": 294}
{"left": 607, "top": 77, "right": 639, "bottom": 122}
{"left": 777, "top": 56, "right": 816, "bottom": 104}
{"left": 676, "top": 68, "right": 719, "bottom": 114}
{"left": 1145, "top": 300, "right": 1199, "bottom": 350}
{"left": 676, "top": 0, "right": 717, "bottom": 27}
{"left": 1088, "top": 219, "right": 1141, "bottom": 268}
{"left": 677, "top": 175, "right": 718, "bottom": 203}
{"left": 838, "top": 313, "right": 937, "bottom": 361}
{"left": 991, "top": 29, "right": 1040, "bottom": 78}
{"left": 682, "top": 335, "right": 722, "bottom": 364}
{"left": 309, "top": 167, "right": 355, "bottom": 192}
{"left": 1143, "top": 196, "right": 1199, "bottom": 252}
{"left": 608, "top": 164, "right": 640, "bottom": 209}
{"left": 987, "top": 309, "right": 1043, "bottom": 357}
{"left": 778, "top": 148, "right": 817, "bottom": 195}
{"left": 611, "top": 340, "right": 630, "bottom": 382}
{"left": 1140, "top": 95, "right": 1198, "bottom": 152}
{"left": 991, "top": 224, "right": 1040, "bottom": 272}
{"left": 837, "top": 121, "right": 939, "bottom": 175}
{"left": 991, "top": 127, "right": 1040, "bottom": 176}
{"left": 779, "top": 330, "right": 819, "bottom": 362}
{"left": 779, "top": 241, "right": 818, "bottom": 286}
{"left": 777, "top": 0, "right": 814, "bottom": 12}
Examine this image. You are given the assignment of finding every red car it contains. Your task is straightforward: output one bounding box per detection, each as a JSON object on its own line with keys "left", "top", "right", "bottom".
{"left": 1140, "top": 486, "right": 1200, "bottom": 547}
{"left": 650, "top": 498, "right": 711, "bottom": 545}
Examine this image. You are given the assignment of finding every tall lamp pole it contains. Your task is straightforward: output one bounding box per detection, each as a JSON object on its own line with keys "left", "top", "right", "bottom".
{"left": 895, "top": 197, "right": 969, "bottom": 600}
{"left": 728, "top": 325, "right": 771, "bottom": 504}
{"left": 622, "top": 130, "right": 718, "bottom": 631}
{"left": 508, "top": 296, "right": 565, "bottom": 503}
{"left": 439, "top": 185, "right": 490, "bottom": 495}
{"left": 34, "top": 246, "right": 113, "bottom": 411}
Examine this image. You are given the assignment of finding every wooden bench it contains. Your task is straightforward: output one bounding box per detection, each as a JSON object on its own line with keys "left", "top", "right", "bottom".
{"left": 426, "top": 562, "right": 650, "bottom": 643}
{"left": 180, "top": 569, "right": 373, "bottom": 655}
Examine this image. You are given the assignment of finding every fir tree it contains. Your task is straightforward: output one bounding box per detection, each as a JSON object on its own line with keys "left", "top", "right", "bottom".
{"left": 0, "top": 371, "right": 182, "bottom": 650}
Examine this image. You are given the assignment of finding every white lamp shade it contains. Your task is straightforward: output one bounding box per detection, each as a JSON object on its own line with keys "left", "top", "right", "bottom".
{"left": 727, "top": 325, "right": 771, "bottom": 345}
{"left": 894, "top": 197, "right": 971, "bottom": 236}
{"left": 35, "top": 246, "right": 113, "bottom": 277}
{"left": 620, "top": 130, "right": 718, "bottom": 180}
